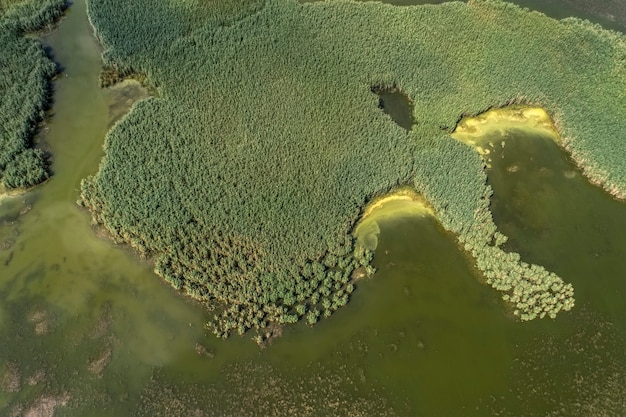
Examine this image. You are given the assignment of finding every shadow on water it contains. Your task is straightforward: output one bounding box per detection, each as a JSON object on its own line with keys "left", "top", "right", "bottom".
{"left": 371, "top": 86, "right": 415, "bottom": 131}
{"left": 42, "top": 45, "right": 65, "bottom": 75}
{"left": 106, "top": 80, "right": 150, "bottom": 128}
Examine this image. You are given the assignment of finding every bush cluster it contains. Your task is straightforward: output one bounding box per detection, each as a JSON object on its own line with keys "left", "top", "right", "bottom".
{"left": 81, "top": 0, "right": 625, "bottom": 335}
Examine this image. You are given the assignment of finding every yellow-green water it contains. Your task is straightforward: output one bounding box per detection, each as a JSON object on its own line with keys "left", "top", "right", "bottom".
{"left": 1, "top": 0, "right": 626, "bottom": 415}
{"left": 355, "top": 188, "right": 433, "bottom": 251}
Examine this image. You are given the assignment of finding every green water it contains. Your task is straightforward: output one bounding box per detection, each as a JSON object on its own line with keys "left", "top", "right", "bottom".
{"left": 1, "top": 0, "right": 626, "bottom": 415}
{"left": 484, "top": 130, "right": 626, "bottom": 415}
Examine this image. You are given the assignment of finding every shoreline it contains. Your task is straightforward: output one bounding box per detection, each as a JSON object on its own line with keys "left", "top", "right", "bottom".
{"left": 561, "top": 139, "right": 626, "bottom": 201}
{"left": 354, "top": 187, "right": 434, "bottom": 251}
{"left": 452, "top": 104, "right": 626, "bottom": 202}
{"left": 451, "top": 106, "right": 560, "bottom": 146}
{"left": 359, "top": 187, "right": 434, "bottom": 222}
{"left": 0, "top": 185, "right": 35, "bottom": 206}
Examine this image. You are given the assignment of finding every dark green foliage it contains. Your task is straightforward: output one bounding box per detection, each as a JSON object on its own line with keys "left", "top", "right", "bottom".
{"left": 82, "top": 0, "right": 625, "bottom": 334}
{"left": 2, "top": 148, "right": 48, "bottom": 188}
{"left": 0, "top": 0, "right": 65, "bottom": 189}
{"left": 414, "top": 140, "right": 575, "bottom": 319}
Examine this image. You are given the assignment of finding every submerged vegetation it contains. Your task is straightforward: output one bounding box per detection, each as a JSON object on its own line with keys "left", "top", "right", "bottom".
{"left": 81, "top": 0, "right": 625, "bottom": 337}
{"left": 0, "top": 0, "right": 66, "bottom": 190}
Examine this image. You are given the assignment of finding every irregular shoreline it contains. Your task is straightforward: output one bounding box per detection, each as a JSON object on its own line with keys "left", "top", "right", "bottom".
{"left": 453, "top": 106, "right": 560, "bottom": 146}
{"left": 454, "top": 104, "right": 626, "bottom": 202}
{"left": 79, "top": 0, "right": 626, "bottom": 334}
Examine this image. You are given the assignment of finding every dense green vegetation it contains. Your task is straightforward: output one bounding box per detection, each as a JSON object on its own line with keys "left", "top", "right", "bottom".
{"left": 81, "top": 0, "right": 625, "bottom": 338}
{"left": 0, "top": 0, "right": 65, "bottom": 190}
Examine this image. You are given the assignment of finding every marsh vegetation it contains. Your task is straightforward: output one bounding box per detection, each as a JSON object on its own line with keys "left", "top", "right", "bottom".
{"left": 78, "top": 0, "right": 625, "bottom": 335}
{"left": 0, "top": 0, "right": 66, "bottom": 190}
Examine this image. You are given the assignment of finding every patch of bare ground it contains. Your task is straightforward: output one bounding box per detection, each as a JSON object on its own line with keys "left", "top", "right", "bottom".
{"left": 89, "top": 303, "right": 112, "bottom": 339}
{"left": 26, "top": 369, "right": 46, "bottom": 387}
{"left": 0, "top": 238, "right": 14, "bottom": 250}
{"left": 86, "top": 304, "right": 115, "bottom": 377}
{"left": 19, "top": 204, "right": 32, "bottom": 216}
{"left": 194, "top": 342, "right": 215, "bottom": 358}
{"left": 253, "top": 322, "right": 283, "bottom": 348}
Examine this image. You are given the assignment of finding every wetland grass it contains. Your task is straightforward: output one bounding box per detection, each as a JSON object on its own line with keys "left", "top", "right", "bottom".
{"left": 79, "top": 0, "right": 625, "bottom": 335}
{"left": 0, "top": 0, "right": 66, "bottom": 189}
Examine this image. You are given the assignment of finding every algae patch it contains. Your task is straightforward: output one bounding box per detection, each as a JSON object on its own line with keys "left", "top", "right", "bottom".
{"left": 355, "top": 188, "right": 433, "bottom": 251}
{"left": 452, "top": 106, "right": 559, "bottom": 155}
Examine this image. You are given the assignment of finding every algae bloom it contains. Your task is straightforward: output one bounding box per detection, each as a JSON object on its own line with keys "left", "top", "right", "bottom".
{"left": 355, "top": 188, "right": 433, "bottom": 251}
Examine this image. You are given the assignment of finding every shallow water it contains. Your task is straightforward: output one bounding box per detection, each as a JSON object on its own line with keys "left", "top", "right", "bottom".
{"left": 1, "top": 0, "right": 625, "bottom": 416}
{"left": 484, "top": 129, "right": 626, "bottom": 416}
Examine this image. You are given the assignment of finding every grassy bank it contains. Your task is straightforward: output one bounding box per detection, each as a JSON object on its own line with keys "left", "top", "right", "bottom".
{"left": 81, "top": 0, "right": 625, "bottom": 336}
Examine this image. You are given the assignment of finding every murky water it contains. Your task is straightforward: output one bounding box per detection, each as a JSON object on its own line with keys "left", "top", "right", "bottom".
{"left": 372, "top": 88, "right": 415, "bottom": 131}
{"left": 511, "top": 0, "right": 626, "bottom": 33}
{"left": 1, "top": 0, "right": 625, "bottom": 415}
{"left": 483, "top": 129, "right": 626, "bottom": 416}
